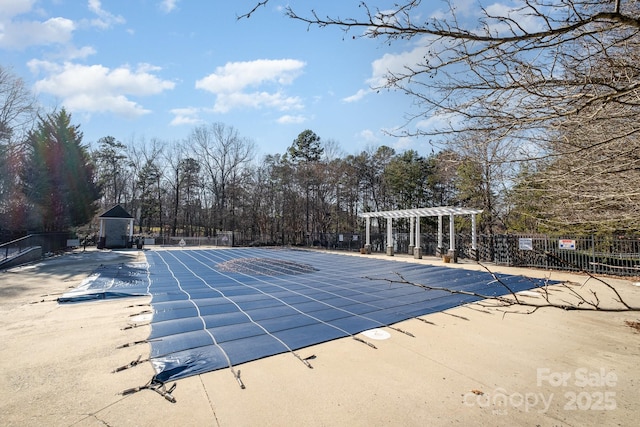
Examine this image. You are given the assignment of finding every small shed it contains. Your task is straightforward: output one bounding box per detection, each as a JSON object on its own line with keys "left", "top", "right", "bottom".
{"left": 97, "top": 204, "right": 134, "bottom": 249}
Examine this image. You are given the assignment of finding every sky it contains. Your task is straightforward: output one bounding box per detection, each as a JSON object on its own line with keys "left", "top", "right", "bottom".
{"left": 1, "top": 0, "right": 468, "bottom": 158}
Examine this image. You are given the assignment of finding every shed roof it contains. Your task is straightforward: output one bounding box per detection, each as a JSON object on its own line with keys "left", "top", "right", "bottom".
{"left": 99, "top": 204, "right": 133, "bottom": 219}
{"left": 359, "top": 206, "right": 482, "bottom": 219}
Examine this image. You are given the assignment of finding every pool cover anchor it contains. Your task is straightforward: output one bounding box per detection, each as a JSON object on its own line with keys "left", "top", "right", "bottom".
{"left": 122, "top": 323, "right": 150, "bottom": 330}
{"left": 231, "top": 368, "right": 245, "bottom": 389}
{"left": 293, "top": 352, "right": 314, "bottom": 369}
{"left": 388, "top": 326, "right": 415, "bottom": 337}
{"left": 353, "top": 336, "right": 377, "bottom": 349}
{"left": 121, "top": 379, "right": 177, "bottom": 403}
{"left": 116, "top": 339, "right": 148, "bottom": 349}
{"left": 112, "top": 355, "right": 148, "bottom": 373}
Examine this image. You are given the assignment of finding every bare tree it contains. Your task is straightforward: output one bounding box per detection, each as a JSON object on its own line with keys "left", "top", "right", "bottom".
{"left": 242, "top": 1, "right": 640, "bottom": 230}
{"left": 163, "top": 141, "right": 202, "bottom": 237}
{"left": 191, "top": 123, "right": 255, "bottom": 232}
{"left": 452, "top": 130, "right": 520, "bottom": 234}
{"left": 0, "top": 66, "right": 38, "bottom": 234}
{"left": 372, "top": 260, "right": 639, "bottom": 314}
{"left": 0, "top": 66, "right": 38, "bottom": 145}
{"left": 263, "top": 1, "right": 640, "bottom": 142}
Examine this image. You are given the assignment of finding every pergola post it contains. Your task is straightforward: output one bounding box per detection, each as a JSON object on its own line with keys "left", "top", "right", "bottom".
{"left": 408, "top": 216, "right": 415, "bottom": 255}
{"left": 448, "top": 213, "right": 457, "bottom": 262}
{"left": 414, "top": 216, "right": 422, "bottom": 259}
{"left": 436, "top": 215, "right": 443, "bottom": 256}
{"left": 471, "top": 213, "right": 478, "bottom": 261}
{"left": 386, "top": 217, "right": 394, "bottom": 256}
{"left": 364, "top": 217, "right": 371, "bottom": 254}
{"left": 357, "top": 207, "right": 482, "bottom": 259}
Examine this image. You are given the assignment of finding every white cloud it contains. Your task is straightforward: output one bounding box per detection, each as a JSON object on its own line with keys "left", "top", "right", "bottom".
{"left": 65, "top": 45, "right": 96, "bottom": 60}
{"left": 277, "top": 114, "right": 307, "bottom": 125}
{"left": 88, "top": 0, "right": 125, "bottom": 29}
{"left": 432, "top": 0, "right": 476, "bottom": 20}
{"left": 213, "top": 91, "right": 303, "bottom": 113}
{"left": 393, "top": 136, "right": 414, "bottom": 151}
{"left": 484, "top": 2, "right": 544, "bottom": 34}
{"left": 196, "top": 59, "right": 306, "bottom": 113}
{"left": 0, "top": 0, "right": 121, "bottom": 51}
{"left": 160, "top": 0, "right": 180, "bottom": 14}
{"left": 356, "top": 1, "right": 544, "bottom": 97}
{"left": 415, "top": 111, "right": 461, "bottom": 133}
{"left": 196, "top": 59, "right": 305, "bottom": 93}
{"left": 0, "top": 16, "right": 75, "bottom": 49}
{"left": 29, "top": 61, "right": 175, "bottom": 117}
{"left": 0, "top": 0, "right": 36, "bottom": 20}
{"left": 358, "top": 129, "right": 379, "bottom": 143}
{"left": 343, "top": 88, "right": 370, "bottom": 103}
{"left": 368, "top": 44, "right": 428, "bottom": 88}
{"left": 347, "top": 35, "right": 434, "bottom": 100}
{"left": 170, "top": 107, "right": 203, "bottom": 126}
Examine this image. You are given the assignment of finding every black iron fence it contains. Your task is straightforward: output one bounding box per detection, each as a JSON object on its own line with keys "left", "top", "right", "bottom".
{"left": 300, "top": 232, "right": 640, "bottom": 277}
{"left": 471, "top": 234, "right": 640, "bottom": 277}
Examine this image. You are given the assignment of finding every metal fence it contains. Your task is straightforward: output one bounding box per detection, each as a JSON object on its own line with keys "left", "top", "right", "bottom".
{"left": 304, "top": 232, "right": 640, "bottom": 277}
{"left": 473, "top": 234, "right": 640, "bottom": 277}
{"left": 151, "top": 232, "right": 234, "bottom": 247}
{"left": 0, "top": 232, "right": 73, "bottom": 265}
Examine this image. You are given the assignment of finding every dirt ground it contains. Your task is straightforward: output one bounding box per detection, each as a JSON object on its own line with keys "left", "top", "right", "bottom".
{"left": 1, "top": 248, "right": 639, "bottom": 426}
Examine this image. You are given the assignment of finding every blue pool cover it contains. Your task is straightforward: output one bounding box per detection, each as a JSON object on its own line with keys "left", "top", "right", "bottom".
{"left": 61, "top": 248, "right": 553, "bottom": 383}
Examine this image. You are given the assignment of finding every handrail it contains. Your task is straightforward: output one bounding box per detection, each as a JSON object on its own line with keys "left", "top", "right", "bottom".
{"left": 0, "top": 234, "right": 36, "bottom": 261}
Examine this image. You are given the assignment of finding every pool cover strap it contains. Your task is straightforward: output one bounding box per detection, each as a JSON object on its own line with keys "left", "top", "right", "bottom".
{"left": 121, "top": 379, "right": 177, "bottom": 403}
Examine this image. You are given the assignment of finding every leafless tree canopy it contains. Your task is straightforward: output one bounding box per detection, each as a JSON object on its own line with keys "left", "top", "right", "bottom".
{"left": 0, "top": 66, "right": 38, "bottom": 145}
{"left": 242, "top": 1, "right": 640, "bottom": 231}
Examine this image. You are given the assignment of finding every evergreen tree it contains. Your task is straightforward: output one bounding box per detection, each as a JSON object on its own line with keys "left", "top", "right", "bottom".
{"left": 23, "top": 109, "right": 100, "bottom": 231}
{"left": 383, "top": 150, "right": 430, "bottom": 210}
{"left": 287, "top": 130, "right": 323, "bottom": 239}
{"left": 288, "top": 129, "right": 323, "bottom": 162}
{"left": 93, "top": 136, "right": 128, "bottom": 208}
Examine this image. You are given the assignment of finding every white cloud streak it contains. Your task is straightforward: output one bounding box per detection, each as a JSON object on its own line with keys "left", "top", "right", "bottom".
{"left": 277, "top": 114, "right": 307, "bottom": 124}
{"left": 160, "top": 0, "right": 180, "bottom": 14}
{"left": 88, "top": 0, "right": 125, "bottom": 29}
{"left": 170, "top": 107, "right": 203, "bottom": 126}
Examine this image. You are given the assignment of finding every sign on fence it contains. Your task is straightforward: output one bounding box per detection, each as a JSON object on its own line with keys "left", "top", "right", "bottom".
{"left": 518, "top": 238, "right": 533, "bottom": 250}
{"left": 558, "top": 239, "right": 576, "bottom": 250}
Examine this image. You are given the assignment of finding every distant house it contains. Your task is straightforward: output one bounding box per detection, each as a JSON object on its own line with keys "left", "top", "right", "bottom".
{"left": 97, "top": 205, "right": 134, "bottom": 249}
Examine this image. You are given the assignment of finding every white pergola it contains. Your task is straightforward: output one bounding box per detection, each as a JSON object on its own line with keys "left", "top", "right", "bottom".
{"left": 359, "top": 206, "right": 483, "bottom": 261}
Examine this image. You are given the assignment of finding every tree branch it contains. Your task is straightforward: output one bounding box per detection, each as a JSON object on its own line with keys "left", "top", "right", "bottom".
{"left": 366, "top": 266, "right": 639, "bottom": 314}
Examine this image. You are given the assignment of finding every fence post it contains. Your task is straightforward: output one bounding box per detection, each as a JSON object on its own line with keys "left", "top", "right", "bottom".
{"left": 591, "top": 234, "right": 596, "bottom": 275}
{"left": 544, "top": 236, "right": 548, "bottom": 269}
